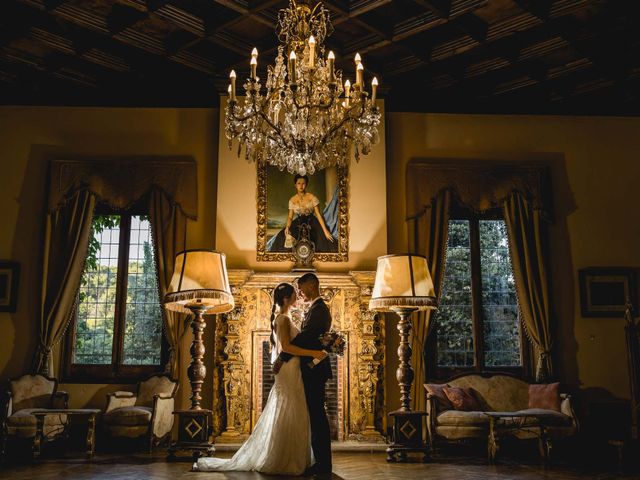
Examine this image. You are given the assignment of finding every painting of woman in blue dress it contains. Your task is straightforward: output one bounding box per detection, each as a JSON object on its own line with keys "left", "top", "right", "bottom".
{"left": 267, "top": 173, "right": 338, "bottom": 253}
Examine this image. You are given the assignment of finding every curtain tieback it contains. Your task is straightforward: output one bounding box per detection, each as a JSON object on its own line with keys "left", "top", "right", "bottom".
{"left": 38, "top": 343, "right": 52, "bottom": 355}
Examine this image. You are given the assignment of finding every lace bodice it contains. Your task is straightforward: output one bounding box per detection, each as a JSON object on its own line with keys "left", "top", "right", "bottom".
{"left": 288, "top": 194, "right": 319, "bottom": 216}
{"left": 272, "top": 314, "right": 300, "bottom": 363}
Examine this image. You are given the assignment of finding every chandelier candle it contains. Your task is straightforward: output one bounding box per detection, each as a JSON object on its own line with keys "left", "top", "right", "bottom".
{"left": 251, "top": 49, "right": 258, "bottom": 79}
{"left": 225, "top": 0, "right": 381, "bottom": 176}
{"left": 289, "top": 51, "right": 297, "bottom": 84}
{"left": 344, "top": 80, "right": 351, "bottom": 107}
{"left": 356, "top": 63, "right": 364, "bottom": 90}
{"left": 372, "top": 77, "right": 378, "bottom": 104}
{"left": 229, "top": 70, "right": 236, "bottom": 101}
{"left": 328, "top": 50, "right": 335, "bottom": 82}
{"left": 308, "top": 35, "right": 316, "bottom": 68}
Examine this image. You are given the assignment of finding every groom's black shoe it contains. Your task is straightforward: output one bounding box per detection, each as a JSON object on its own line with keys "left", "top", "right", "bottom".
{"left": 304, "top": 464, "right": 332, "bottom": 477}
{"left": 303, "top": 464, "right": 319, "bottom": 476}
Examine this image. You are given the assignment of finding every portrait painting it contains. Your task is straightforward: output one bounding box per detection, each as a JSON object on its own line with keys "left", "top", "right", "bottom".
{"left": 257, "top": 163, "right": 348, "bottom": 262}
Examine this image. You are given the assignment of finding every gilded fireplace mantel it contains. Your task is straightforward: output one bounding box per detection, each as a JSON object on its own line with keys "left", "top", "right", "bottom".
{"left": 212, "top": 270, "right": 386, "bottom": 443}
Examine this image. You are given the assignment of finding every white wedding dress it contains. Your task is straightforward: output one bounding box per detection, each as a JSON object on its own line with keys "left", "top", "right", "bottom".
{"left": 194, "top": 313, "right": 312, "bottom": 475}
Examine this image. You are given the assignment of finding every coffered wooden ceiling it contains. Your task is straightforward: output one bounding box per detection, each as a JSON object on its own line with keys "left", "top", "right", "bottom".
{"left": 1, "top": 0, "right": 639, "bottom": 114}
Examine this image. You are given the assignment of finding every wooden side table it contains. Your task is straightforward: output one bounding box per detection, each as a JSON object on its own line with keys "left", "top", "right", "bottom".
{"left": 167, "top": 409, "right": 215, "bottom": 461}
{"left": 31, "top": 409, "right": 101, "bottom": 459}
{"left": 386, "top": 410, "right": 429, "bottom": 462}
{"left": 485, "top": 411, "right": 560, "bottom": 464}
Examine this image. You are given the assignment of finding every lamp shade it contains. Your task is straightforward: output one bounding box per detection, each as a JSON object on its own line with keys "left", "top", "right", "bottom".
{"left": 369, "top": 254, "right": 437, "bottom": 311}
{"left": 164, "top": 250, "right": 234, "bottom": 314}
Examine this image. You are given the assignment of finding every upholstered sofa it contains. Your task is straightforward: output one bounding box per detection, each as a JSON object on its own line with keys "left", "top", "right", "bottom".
{"left": 102, "top": 373, "right": 177, "bottom": 452}
{"left": 425, "top": 373, "right": 578, "bottom": 453}
{"left": 1, "top": 374, "right": 69, "bottom": 457}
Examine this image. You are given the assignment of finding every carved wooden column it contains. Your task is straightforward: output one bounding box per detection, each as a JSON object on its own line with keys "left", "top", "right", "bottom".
{"left": 357, "top": 308, "right": 385, "bottom": 441}
{"left": 219, "top": 306, "right": 245, "bottom": 441}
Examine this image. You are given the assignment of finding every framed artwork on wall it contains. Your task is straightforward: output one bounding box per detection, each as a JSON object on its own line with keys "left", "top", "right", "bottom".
{"left": 579, "top": 267, "right": 638, "bottom": 317}
{"left": 0, "top": 261, "right": 20, "bottom": 313}
{"left": 256, "top": 162, "right": 349, "bottom": 263}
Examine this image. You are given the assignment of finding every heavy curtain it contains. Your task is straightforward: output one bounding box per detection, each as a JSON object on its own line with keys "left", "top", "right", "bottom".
{"left": 148, "top": 187, "right": 189, "bottom": 379}
{"left": 405, "top": 159, "right": 554, "bottom": 390}
{"left": 503, "top": 193, "right": 554, "bottom": 381}
{"left": 407, "top": 189, "right": 451, "bottom": 413}
{"left": 34, "top": 190, "right": 96, "bottom": 376}
{"left": 36, "top": 157, "right": 197, "bottom": 377}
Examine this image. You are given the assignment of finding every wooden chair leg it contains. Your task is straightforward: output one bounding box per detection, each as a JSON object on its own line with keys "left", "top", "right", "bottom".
{"left": 0, "top": 431, "right": 7, "bottom": 460}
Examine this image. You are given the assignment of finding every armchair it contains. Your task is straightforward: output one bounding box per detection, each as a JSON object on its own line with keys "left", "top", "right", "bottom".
{"left": 102, "top": 373, "right": 177, "bottom": 452}
{"left": 1, "top": 374, "right": 69, "bottom": 457}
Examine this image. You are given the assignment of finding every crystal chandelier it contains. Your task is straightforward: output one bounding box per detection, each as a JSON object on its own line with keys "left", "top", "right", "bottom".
{"left": 225, "top": 0, "right": 381, "bottom": 176}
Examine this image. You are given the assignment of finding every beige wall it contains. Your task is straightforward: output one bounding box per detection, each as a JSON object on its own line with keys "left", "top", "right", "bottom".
{"left": 216, "top": 97, "right": 388, "bottom": 272}
{"left": 0, "top": 106, "right": 219, "bottom": 411}
{"left": 385, "top": 112, "right": 640, "bottom": 411}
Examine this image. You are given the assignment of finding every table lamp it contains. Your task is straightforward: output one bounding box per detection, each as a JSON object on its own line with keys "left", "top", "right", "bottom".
{"left": 370, "top": 254, "right": 437, "bottom": 462}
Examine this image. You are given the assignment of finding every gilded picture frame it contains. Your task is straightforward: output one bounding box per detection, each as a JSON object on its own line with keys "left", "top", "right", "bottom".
{"left": 256, "top": 162, "right": 349, "bottom": 262}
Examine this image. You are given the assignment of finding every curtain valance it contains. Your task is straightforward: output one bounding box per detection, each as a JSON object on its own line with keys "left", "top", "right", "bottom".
{"left": 406, "top": 159, "right": 552, "bottom": 222}
{"left": 49, "top": 157, "right": 198, "bottom": 219}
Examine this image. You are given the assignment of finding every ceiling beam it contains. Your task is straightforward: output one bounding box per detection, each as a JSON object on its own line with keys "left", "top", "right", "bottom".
{"left": 212, "top": 0, "right": 249, "bottom": 15}
{"left": 411, "top": 0, "right": 451, "bottom": 19}
{"left": 349, "top": 0, "right": 393, "bottom": 17}
{"left": 106, "top": 4, "right": 147, "bottom": 36}
{"left": 454, "top": 12, "right": 488, "bottom": 43}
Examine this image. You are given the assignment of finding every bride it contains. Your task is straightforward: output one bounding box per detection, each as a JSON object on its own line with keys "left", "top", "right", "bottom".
{"left": 194, "top": 282, "right": 327, "bottom": 475}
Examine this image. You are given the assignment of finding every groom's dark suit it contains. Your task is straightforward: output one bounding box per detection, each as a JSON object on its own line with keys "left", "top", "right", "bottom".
{"left": 279, "top": 297, "right": 332, "bottom": 473}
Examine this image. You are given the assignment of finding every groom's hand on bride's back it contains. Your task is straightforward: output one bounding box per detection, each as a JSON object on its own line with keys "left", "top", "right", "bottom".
{"left": 273, "top": 358, "right": 284, "bottom": 375}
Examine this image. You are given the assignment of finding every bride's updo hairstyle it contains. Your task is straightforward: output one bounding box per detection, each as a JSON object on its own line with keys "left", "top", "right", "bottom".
{"left": 270, "top": 282, "right": 295, "bottom": 349}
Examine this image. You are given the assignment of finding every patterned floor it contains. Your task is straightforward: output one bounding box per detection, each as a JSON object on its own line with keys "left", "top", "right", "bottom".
{"left": 1, "top": 450, "right": 637, "bottom": 480}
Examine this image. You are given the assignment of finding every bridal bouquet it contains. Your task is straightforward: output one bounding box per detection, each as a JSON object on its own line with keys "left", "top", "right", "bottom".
{"left": 319, "top": 330, "right": 346, "bottom": 356}
{"left": 309, "top": 330, "right": 346, "bottom": 368}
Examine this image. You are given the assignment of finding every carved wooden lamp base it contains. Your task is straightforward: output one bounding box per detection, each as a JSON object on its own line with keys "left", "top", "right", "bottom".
{"left": 386, "top": 307, "right": 429, "bottom": 463}
{"left": 168, "top": 302, "right": 214, "bottom": 461}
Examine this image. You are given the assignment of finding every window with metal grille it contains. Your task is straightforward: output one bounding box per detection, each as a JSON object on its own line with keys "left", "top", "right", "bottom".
{"left": 64, "top": 211, "right": 165, "bottom": 382}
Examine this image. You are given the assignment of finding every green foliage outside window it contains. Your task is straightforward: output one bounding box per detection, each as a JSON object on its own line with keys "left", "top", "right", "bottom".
{"left": 74, "top": 214, "right": 161, "bottom": 366}
{"left": 437, "top": 220, "right": 474, "bottom": 367}
{"left": 436, "top": 218, "right": 521, "bottom": 368}
{"left": 123, "top": 233, "right": 162, "bottom": 365}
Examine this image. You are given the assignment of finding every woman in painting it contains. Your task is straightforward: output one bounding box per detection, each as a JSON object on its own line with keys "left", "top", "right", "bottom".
{"left": 268, "top": 174, "right": 337, "bottom": 253}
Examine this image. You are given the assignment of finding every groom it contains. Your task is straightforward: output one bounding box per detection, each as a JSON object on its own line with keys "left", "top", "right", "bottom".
{"left": 274, "top": 272, "right": 332, "bottom": 476}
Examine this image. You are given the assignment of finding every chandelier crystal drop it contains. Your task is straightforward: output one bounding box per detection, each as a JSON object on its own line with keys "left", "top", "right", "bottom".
{"left": 225, "top": 0, "right": 381, "bottom": 176}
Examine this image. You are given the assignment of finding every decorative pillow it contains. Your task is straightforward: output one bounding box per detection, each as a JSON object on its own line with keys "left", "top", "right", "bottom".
{"left": 443, "top": 386, "right": 481, "bottom": 411}
{"left": 424, "top": 384, "right": 453, "bottom": 410}
{"left": 528, "top": 382, "right": 561, "bottom": 412}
